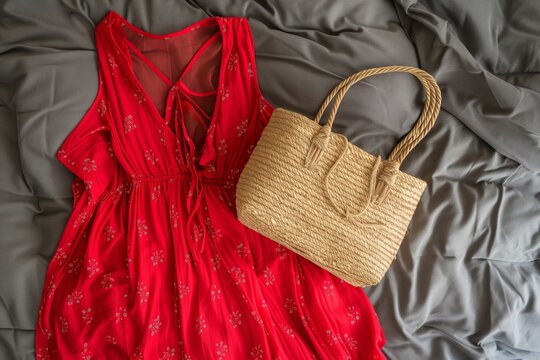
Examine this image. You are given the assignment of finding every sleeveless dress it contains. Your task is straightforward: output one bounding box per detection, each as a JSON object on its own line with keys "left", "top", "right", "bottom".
{"left": 36, "top": 10, "right": 386, "bottom": 360}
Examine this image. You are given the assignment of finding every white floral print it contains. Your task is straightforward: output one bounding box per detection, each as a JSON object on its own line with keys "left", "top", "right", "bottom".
{"left": 224, "top": 168, "right": 240, "bottom": 190}
{"left": 247, "top": 62, "right": 254, "bottom": 77}
{"left": 217, "top": 138, "right": 227, "bottom": 155}
{"left": 136, "top": 281, "right": 150, "bottom": 304}
{"left": 178, "top": 341, "right": 191, "bottom": 360}
{"left": 211, "top": 256, "right": 222, "bottom": 270}
{"left": 73, "top": 211, "right": 89, "bottom": 228}
{"left": 133, "top": 89, "right": 146, "bottom": 104}
{"left": 67, "top": 258, "right": 82, "bottom": 274}
{"left": 115, "top": 307, "right": 127, "bottom": 322}
{"left": 58, "top": 316, "right": 69, "bottom": 333}
{"left": 144, "top": 149, "right": 159, "bottom": 165}
{"left": 258, "top": 96, "right": 268, "bottom": 113}
{"left": 283, "top": 325, "right": 295, "bottom": 338}
{"left": 86, "top": 258, "right": 100, "bottom": 276}
{"left": 263, "top": 267, "right": 275, "bottom": 286}
{"left": 82, "top": 158, "right": 97, "bottom": 173}
{"left": 46, "top": 281, "right": 57, "bottom": 299}
{"left": 158, "top": 127, "right": 167, "bottom": 146}
{"left": 52, "top": 248, "right": 67, "bottom": 265}
{"left": 347, "top": 305, "right": 360, "bottom": 325}
{"left": 195, "top": 315, "right": 207, "bottom": 334}
{"left": 81, "top": 307, "right": 93, "bottom": 325}
{"left": 36, "top": 347, "right": 50, "bottom": 360}
{"left": 107, "top": 141, "right": 114, "bottom": 158}
{"left": 235, "top": 242, "right": 249, "bottom": 258}
{"left": 150, "top": 249, "right": 165, "bottom": 266}
{"left": 275, "top": 244, "right": 288, "bottom": 260}
{"left": 227, "top": 52, "right": 239, "bottom": 71}
{"left": 123, "top": 114, "right": 137, "bottom": 134}
{"left": 159, "top": 346, "right": 176, "bottom": 360}
{"left": 215, "top": 341, "right": 229, "bottom": 360}
{"left": 57, "top": 149, "right": 67, "bottom": 160}
{"left": 219, "top": 84, "right": 229, "bottom": 100}
{"left": 228, "top": 310, "right": 242, "bottom": 328}
{"left": 149, "top": 315, "right": 162, "bottom": 336}
{"left": 103, "top": 224, "right": 116, "bottom": 242}
{"left": 343, "top": 333, "right": 358, "bottom": 350}
{"left": 211, "top": 284, "right": 221, "bottom": 301}
{"left": 80, "top": 342, "right": 92, "bottom": 360}
{"left": 325, "top": 329, "right": 339, "bottom": 345}
{"left": 192, "top": 223, "right": 202, "bottom": 241}
{"left": 97, "top": 99, "right": 107, "bottom": 116}
{"left": 100, "top": 273, "right": 114, "bottom": 289}
{"left": 151, "top": 185, "right": 161, "bottom": 201}
{"left": 250, "top": 345, "right": 264, "bottom": 359}
{"left": 66, "top": 290, "right": 83, "bottom": 305}
{"left": 322, "top": 280, "right": 335, "bottom": 296}
{"left": 207, "top": 222, "right": 223, "bottom": 241}
{"left": 251, "top": 310, "right": 263, "bottom": 326}
{"left": 284, "top": 298, "right": 298, "bottom": 314}
{"left": 236, "top": 118, "right": 248, "bottom": 137}
{"left": 219, "top": 18, "right": 228, "bottom": 33}
{"left": 169, "top": 205, "right": 178, "bottom": 228}
{"left": 133, "top": 346, "right": 143, "bottom": 360}
{"left": 136, "top": 219, "right": 148, "bottom": 238}
{"left": 228, "top": 267, "right": 246, "bottom": 285}
{"left": 178, "top": 281, "right": 190, "bottom": 300}
{"left": 107, "top": 53, "right": 118, "bottom": 69}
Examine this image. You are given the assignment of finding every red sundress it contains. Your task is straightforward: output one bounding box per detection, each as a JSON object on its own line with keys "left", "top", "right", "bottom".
{"left": 36, "top": 10, "right": 386, "bottom": 360}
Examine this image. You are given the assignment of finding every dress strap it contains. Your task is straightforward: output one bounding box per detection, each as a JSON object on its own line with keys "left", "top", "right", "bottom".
{"left": 239, "top": 18, "right": 274, "bottom": 118}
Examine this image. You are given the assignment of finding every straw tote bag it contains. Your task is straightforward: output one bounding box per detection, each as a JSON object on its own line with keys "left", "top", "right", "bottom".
{"left": 236, "top": 66, "right": 441, "bottom": 287}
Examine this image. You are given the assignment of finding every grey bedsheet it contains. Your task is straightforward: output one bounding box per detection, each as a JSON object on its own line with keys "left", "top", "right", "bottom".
{"left": 1, "top": 0, "right": 539, "bottom": 359}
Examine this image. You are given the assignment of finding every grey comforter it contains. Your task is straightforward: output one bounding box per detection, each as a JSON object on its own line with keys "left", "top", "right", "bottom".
{"left": 1, "top": 0, "right": 539, "bottom": 359}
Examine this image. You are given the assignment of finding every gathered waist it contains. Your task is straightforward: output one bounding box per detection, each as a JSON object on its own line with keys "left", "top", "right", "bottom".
{"left": 129, "top": 174, "right": 228, "bottom": 186}
{"left": 90, "top": 174, "right": 231, "bottom": 205}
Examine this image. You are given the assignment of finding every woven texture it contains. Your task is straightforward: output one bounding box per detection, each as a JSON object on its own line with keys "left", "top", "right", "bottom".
{"left": 236, "top": 66, "right": 442, "bottom": 286}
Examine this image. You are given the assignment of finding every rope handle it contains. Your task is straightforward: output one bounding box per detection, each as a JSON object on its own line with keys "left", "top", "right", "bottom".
{"left": 304, "top": 66, "right": 441, "bottom": 207}
{"left": 312, "top": 66, "right": 441, "bottom": 165}
{"left": 322, "top": 135, "right": 385, "bottom": 226}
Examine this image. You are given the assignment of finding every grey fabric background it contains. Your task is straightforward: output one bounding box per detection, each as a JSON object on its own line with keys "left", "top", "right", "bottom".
{"left": 0, "top": 0, "right": 539, "bottom": 359}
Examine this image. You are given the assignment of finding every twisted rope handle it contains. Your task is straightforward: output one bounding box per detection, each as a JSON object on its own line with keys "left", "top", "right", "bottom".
{"left": 313, "top": 66, "right": 442, "bottom": 164}
{"left": 322, "top": 134, "right": 385, "bottom": 226}
{"left": 306, "top": 66, "right": 441, "bottom": 209}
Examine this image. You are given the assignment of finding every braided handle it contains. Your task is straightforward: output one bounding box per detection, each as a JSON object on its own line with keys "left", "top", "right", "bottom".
{"left": 313, "top": 66, "right": 441, "bottom": 164}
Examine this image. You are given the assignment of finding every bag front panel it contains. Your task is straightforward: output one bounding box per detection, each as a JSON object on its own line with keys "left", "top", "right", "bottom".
{"left": 237, "top": 109, "right": 427, "bottom": 286}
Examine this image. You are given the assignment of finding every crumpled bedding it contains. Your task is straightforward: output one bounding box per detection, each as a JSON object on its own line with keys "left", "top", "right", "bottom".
{"left": 0, "top": 0, "right": 539, "bottom": 359}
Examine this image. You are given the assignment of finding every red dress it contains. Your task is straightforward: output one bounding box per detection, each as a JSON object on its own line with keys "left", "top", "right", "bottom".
{"left": 36, "top": 10, "right": 386, "bottom": 360}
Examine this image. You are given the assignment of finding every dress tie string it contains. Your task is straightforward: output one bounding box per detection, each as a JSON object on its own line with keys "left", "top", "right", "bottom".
{"left": 170, "top": 87, "right": 211, "bottom": 264}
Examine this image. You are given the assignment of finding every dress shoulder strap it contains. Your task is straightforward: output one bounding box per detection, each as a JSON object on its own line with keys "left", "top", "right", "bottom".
{"left": 224, "top": 17, "right": 272, "bottom": 114}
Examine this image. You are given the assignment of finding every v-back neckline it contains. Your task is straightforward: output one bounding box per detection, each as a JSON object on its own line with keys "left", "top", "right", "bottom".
{"left": 105, "top": 10, "right": 228, "bottom": 153}
{"left": 124, "top": 33, "right": 221, "bottom": 94}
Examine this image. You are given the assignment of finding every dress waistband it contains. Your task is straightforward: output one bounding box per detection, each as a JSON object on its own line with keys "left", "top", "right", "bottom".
{"left": 94, "top": 174, "right": 228, "bottom": 202}
{"left": 129, "top": 174, "right": 227, "bottom": 186}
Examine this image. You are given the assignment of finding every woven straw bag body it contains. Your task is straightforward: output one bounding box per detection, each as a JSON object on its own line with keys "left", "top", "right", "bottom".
{"left": 236, "top": 66, "right": 441, "bottom": 287}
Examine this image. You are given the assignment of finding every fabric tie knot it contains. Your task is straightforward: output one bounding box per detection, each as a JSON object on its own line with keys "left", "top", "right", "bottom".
{"left": 170, "top": 88, "right": 210, "bottom": 264}
{"left": 185, "top": 170, "right": 209, "bottom": 264}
